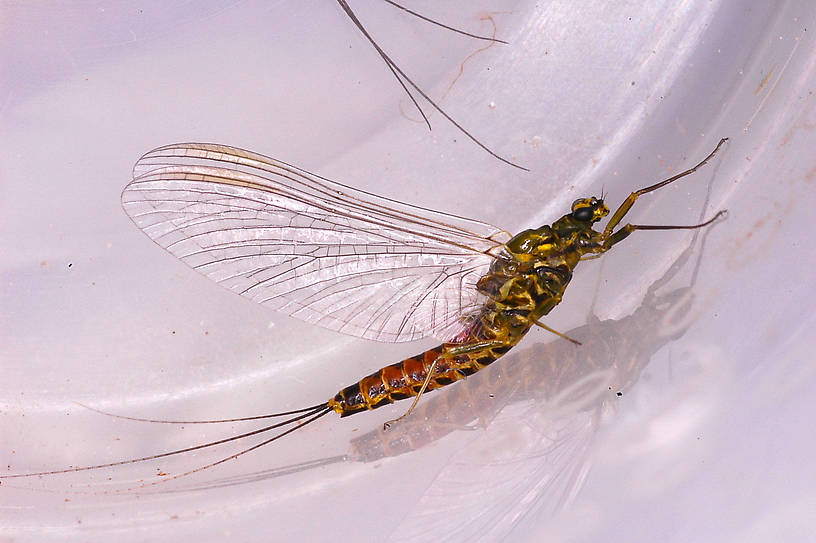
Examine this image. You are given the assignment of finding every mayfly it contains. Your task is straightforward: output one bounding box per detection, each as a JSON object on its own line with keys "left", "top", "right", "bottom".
{"left": 180, "top": 177, "right": 720, "bottom": 496}
{"left": 1, "top": 138, "right": 727, "bottom": 483}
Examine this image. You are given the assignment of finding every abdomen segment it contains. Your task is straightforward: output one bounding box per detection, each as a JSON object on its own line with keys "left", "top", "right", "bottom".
{"left": 328, "top": 343, "right": 502, "bottom": 417}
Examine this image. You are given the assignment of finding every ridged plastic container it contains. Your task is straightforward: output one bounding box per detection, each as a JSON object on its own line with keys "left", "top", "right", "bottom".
{"left": 2, "top": 1, "right": 815, "bottom": 541}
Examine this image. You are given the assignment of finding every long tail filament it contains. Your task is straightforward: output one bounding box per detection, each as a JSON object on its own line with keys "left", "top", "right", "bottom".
{"left": 1, "top": 403, "right": 332, "bottom": 483}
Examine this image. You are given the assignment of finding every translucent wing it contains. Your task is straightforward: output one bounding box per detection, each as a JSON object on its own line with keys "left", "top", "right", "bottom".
{"left": 388, "top": 405, "right": 597, "bottom": 543}
{"left": 122, "top": 143, "right": 510, "bottom": 343}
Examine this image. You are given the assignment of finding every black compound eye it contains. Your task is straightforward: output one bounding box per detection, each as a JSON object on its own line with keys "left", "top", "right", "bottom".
{"left": 573, "top": 206, "right": 594, "bottom": 222}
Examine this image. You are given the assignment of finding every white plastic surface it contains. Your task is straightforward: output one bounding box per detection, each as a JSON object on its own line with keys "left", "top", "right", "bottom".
{"left": 2, "top": 1, "right": 815, "bottom": 541}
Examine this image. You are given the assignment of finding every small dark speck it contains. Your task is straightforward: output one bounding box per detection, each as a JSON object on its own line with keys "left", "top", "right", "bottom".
{"left": 628, "top": 17, "right": 632, "bottom": 21}
{"left": 616, "top": 391, "right": 623, "bottom": 397}
{"left": 488, "top": 394, "right": 494, "bottom": 398}
{"left": 631, "top": 81, "right": 636, "bottom": 86}
{"left": 171, "top": 330, "right": 176, "bottom": 335}
{"left": 68, "top": 263, "right": 73, "bottom": 268}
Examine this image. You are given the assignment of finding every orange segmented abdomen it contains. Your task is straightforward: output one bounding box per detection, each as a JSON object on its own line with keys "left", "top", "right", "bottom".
{"left": 328, "top": 343, "right": 499, "bottom": 417}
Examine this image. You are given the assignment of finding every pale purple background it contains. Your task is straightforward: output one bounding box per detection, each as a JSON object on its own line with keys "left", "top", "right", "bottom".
{"left": 1, "top": 1, "right": 815, "bottom": 541}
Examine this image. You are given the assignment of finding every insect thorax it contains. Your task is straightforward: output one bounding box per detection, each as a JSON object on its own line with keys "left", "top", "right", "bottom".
{"left": 474, "top": 237, "right": 583, "bottom": 343}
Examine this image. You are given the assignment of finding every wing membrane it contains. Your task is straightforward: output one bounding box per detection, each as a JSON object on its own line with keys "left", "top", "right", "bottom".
{"left": 122, "top": 143, "right": 510, "bottom": 342}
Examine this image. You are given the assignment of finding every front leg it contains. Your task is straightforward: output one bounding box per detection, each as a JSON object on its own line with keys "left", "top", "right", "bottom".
{"left": 598, "top": 210, "right": 727, "bottom": 252}
{"left": 602, "top": 138, "right": 728, "bottom": 236}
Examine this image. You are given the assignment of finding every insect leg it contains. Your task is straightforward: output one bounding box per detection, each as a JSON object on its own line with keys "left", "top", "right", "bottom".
{"left": 600, "top": 210, "right": 727, "bottom": 250}
{"left": 446, "top": 339, "right": 509, "bottom": 355}
{"left": 383, "top": 357, "right": 442, "bottom": 430}
{"left": 533, "top": 320, "right": 582, "bottom": 345}
{"left": 383, "top": 339, "right": 511, "bottom": 430}
{"left": 603, "top": 138, "right": 728, "bottom": 236}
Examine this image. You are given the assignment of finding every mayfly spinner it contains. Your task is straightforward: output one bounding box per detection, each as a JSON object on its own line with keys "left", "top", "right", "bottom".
{"left": 2, "top": 138, "right": 727, "bottom": 482}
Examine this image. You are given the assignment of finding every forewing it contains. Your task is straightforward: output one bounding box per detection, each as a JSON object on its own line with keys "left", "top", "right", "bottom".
{"left": 122, "top": 143, "right": 510, "bottom": 343}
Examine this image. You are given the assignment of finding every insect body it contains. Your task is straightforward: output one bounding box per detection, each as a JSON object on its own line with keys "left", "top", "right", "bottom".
{"left": 331, "top": 196, "right": 605, "bottom": 417}
{"left": 2, "top": 138, "right": 727, "bottom": 482}
{"left": 327, "top": 144, "right": 726, "bottom": 421}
